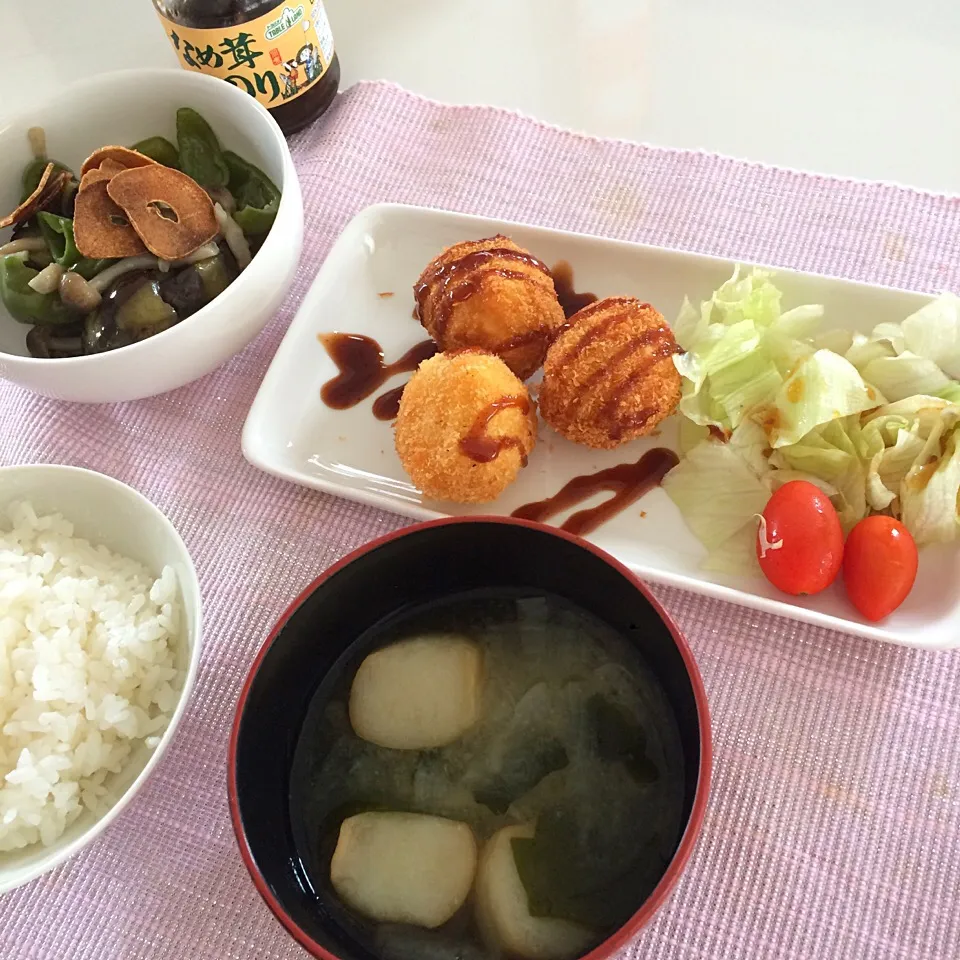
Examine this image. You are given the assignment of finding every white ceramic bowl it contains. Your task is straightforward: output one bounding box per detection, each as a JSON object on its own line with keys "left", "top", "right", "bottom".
{"left": 0, "top": 68, "right": 303, "bottom": 403}
{"left": 0, "top": 464, "right": 202, "bottom": 893}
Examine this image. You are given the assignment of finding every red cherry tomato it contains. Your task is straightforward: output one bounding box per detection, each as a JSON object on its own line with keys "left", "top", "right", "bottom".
{"left": 756, "top": 480, "right": 844, "bottom": 596}
{"left": 842, "top": 516, "right": 918, "bottom": 621}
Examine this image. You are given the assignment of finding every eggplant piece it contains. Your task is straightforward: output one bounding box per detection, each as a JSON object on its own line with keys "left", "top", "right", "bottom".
{"left": 195, "top": 253, "right": 235, "bottom": 299}
{"left": 157, "top": 252, "right": 237, "bottom": 319}
{"left": 156, "top": 263, "right": 204, "bottom": 318}
{"left": 83, "top": 271, "right": 178, "bottom": 354}
{"left": 26, "top": 323, "right": 85, "bottom": 358}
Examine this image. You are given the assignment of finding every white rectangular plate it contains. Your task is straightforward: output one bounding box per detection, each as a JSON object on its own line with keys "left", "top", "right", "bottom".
{"left": 244, "top": 203, "right": 960, "bottom": 650}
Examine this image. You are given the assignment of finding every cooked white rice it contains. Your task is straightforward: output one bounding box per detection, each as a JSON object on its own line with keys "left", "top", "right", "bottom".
{"left": 0, "top": 500, "right": 183, "bottom": 850}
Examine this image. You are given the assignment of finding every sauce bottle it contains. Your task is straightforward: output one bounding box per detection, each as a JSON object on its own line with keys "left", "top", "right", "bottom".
{"left": 152, "top": 0, "right": 340, "bottom": 135}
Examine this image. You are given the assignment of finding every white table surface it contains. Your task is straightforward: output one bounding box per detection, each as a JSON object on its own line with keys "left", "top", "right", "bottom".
{"left": 1, "top": 0, "right": 959, "bottom": 194}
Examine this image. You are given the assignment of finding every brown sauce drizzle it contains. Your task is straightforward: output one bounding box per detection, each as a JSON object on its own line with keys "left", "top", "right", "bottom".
{"left": 372, "top": 386, "right": 406, "bottom": 421}
{"left": 551, "top": 260, "right": 598, "bottom": 319}
{"left": 414, "top": 240, "right": 552, "bottom": 337}
{"left": 511, "top": 447, "right": 679, "bottom": 536}
{"left": 596, "top": 339, "right": 683, "bottom": 438}
{"left": 546, "top": 300, "right": 637, "bottom": 369}
{"left": 319, "top": 334, "right": 438, "bottom": 411}
{"left": 459, "top": 395, "right": 531, "bottom": 465}
{"left": 547, "top": 300, "right": 683, "bottom": 438}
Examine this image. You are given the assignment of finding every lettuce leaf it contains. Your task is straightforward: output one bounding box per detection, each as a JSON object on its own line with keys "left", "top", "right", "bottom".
{"left": 846, "top": 332, "right": 896, "bottom": 371}
{"left": 670, "top": 277, "right": 960, "bottom": 555}
{"left": 728, "top": 419, "right": 771, "bottom": 478}
{"left": 863, "top": 395, "right": 958, "bottom": 435}
{"left": 767, "top": 350, "right": 883, "bottom": 448}
{"left": 858, "top": 353, "right": 952, "bottom": 403}
{"left": 938, "top": 383, "right": 960, "bottom": 404}
{"left": 661, "top": 439, "right": 770, "bottom": 551}
{"left": 769, "top": 416, "right": 868, "bottom": 529}
{"left": 700, "top": 523, "right": 761, "bottom": 576}
{"left": 875, "top": 423, "right": 925, "bottom": 498}
{"left": 673, "top": 266, "right": 822, "bottom": 433}
{"left": 678, "top": 418, "right": 710, "bottom": 455}
{"left": 900, "top": 293, "right": 960, "bottom": 379}
{"left": 901, "top": 429, "right": 960, "bottom": 544}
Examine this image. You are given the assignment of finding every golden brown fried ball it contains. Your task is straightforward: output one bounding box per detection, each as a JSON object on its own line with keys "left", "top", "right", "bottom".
{"left": 414, "top": 235, "right": 566, "bottom": 381}
{"left": 538, "top": 297, "right": 681, "bottom": 449}
{"left": 395, "top": 350, "right": 537, "bottom": 504}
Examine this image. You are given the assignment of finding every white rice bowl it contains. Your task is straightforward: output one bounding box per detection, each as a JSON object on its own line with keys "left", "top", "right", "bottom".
{"left": 0, "top": 500, "right": 184, "bottom": 851}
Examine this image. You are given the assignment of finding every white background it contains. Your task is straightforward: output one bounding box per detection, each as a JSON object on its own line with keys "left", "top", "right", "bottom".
{"left": 2, "top": 0, "right": 959, "bottom": 193}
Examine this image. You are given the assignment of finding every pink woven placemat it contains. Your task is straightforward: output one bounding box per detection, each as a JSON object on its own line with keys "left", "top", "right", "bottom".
{"left": 2, "top": 80, "right": 960, "bottom": 960}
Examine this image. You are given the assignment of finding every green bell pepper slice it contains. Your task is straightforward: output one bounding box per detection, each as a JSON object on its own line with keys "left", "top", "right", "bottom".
{"left": 36, "top": 212, "right": 81, "bottom": 269}
{"left": 35, "top": 214, "right": 113, "bottom": 278}
{"left": 72, "top": 257, "right": 115, "bottom": 281}
{"left": 131, "top": 136, "right": 180, "bottom": 169}
{"left": 0, "top": 254, "right": 75, "bottom": 326}
{"left": 20, "top": 159, "right": 73, "bottom": 202}
{"left": 176, "top": 107, "right": 229, "bottom": 189}
{"left": 224, "top": 150, "right": 281, "bottom": 237}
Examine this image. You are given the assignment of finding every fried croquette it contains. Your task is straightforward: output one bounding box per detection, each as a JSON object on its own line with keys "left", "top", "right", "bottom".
{"left": 414, "top": 236, "right": 566, "bottom": 381}
{"left": 538, "top": 297, "right": 682, "bottom": 449}
{"left": 395, "top": 351, "right": 537, "bottom": 503}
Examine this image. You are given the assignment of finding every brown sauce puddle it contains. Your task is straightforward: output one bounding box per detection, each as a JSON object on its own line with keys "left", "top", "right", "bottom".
{"left": 459, "top": 395, "right": 531, "bottom": 465}
{"left": 512, "top": 447, "right": 679, "bottom": 536}
{"left": 371, "top": 386, "right": 406, "bottom": 421}
{"left": 319, "top": 333, "right": 437, "bottom": 417}
{"left": 551, "top": 260, "right": 597, "bottom": 319}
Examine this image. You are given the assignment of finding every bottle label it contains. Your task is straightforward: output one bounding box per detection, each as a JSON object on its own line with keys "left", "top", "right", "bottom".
{"left": 156, "top": 1, "right": 334, "bottom": 108}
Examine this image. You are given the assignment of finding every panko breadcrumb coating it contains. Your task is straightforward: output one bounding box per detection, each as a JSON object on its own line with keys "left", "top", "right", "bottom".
{"left": 538, "top": 297, "right": 682, "bottom": 449}
{"left": 414, "top": 236, "right": 566, "bottom": 380}
{"left": 395, "top": 351, "right": 537, "bottom": 503}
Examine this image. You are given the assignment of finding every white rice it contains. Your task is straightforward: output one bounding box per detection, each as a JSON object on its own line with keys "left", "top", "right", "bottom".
{"left": 0, "top": 500, "right": 183, "bottom": 850}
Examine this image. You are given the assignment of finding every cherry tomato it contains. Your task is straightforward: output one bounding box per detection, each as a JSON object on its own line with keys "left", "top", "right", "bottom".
{"left": 842, "top": 516, "right": 918, "bottom": 621}
{"left": 756, "top": 480, "right": 843, "bottom": 596}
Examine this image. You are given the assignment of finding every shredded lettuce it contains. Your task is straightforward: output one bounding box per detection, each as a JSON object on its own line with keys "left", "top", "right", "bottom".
{"left": 937, "top": 383, "right": 960, "bottom": 404}
{"left": 673, "top": 266, "right": 824, "bottom": 434}
{"left": 661, "top": 438, "right": 769, "bottom": 553}
{"left": 699, "top": 523, "right": 760, "bottom": 576}
{"left": 769, "top": 417, "right": 868, "bottom": 529}
{"left": 899, "top": 293, "right": 960, "bottom": 379}
{"left": 858, "top": 354, "right": 951, "bottom": 402}
{"left": 845, "top": 333, "right": 895, "bottom": 371}
{"left": 677, "top": 418, "right": 709, "bottom": 455}
{"left": 901, "top": 429, "right": 960, "bottom": 543}
{"left": 668, "top": 273, "right": 960, "bottom": 562}
{"left": 769, "top": 350, "right": 882, "bottom": 448}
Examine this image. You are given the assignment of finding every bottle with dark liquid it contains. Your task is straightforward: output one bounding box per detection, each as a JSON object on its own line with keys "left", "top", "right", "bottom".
{"left": 152, "top": 0, "right": 341, "bottom": 135}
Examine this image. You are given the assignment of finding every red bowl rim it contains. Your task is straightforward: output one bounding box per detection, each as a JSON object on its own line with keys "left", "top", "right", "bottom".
{"left": 227, "top": 514, "right": 713, "bottom": 960}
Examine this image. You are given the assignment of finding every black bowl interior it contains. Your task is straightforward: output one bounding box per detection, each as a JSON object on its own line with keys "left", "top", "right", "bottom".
{"left": 233, "top": 521, "right": 705, "bottom": 960}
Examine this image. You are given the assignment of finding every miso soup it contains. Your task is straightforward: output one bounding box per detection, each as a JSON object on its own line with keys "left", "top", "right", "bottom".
{"left": 289, "top": 591, "right": 686, "bottom": 960}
